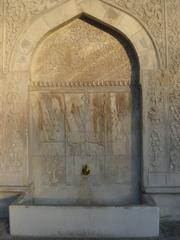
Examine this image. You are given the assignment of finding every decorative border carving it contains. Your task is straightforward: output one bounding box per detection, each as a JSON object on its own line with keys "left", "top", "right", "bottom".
{"left": 0, "top": 72, "right": 28, "bottom": 174}
{"left": 0, "top": 0, "right": 3, "bottom": 71}
{"left": 103, "top": 0, "right": 166, "bottom": 67}
{"left": 4, "top": 0, "right": 64, "bottom": 71}
{"left": 146, "top": 71, "right": 165, "bottom": 170}
{"left": 30, "top": 79, "right": 131, "bottom": 89}
{"left": 167, "top": 0, "right": 180, "bottom": 75}
{"left": 167, "top": 0, "right": 180, "bottom": 171}
{"left": 2, "top": 0, "right": 178, "bottom": 191}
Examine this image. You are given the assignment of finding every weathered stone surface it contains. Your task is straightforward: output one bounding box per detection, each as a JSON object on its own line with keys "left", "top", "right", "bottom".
{"left": 0, "top": 0, "right": 179, "bottom": 222}
{"left": 9, "top": 196, "right": 159, "bottom": 238}
{"left": 29, "top": 18, "right": 139, "bottom": 204}
{"left": 31, "top": 19, "right": 131, "bottom": 85}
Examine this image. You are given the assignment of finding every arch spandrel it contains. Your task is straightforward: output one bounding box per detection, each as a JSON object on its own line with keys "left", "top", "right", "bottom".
{"left": 10, "top": 0, "right": 159, "bottom": 73}
{"left": 31, "top": 18, "right": 131, "bottom": 87}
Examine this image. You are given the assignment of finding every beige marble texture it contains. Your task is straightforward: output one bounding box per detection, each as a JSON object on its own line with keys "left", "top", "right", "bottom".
{"left": 0, "top": 0, "right": 179, "bottom": 220}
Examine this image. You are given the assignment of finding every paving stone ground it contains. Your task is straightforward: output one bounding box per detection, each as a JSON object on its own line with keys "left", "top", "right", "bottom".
{"left": 0, "top": 219, "right": 179, "bottom": 240}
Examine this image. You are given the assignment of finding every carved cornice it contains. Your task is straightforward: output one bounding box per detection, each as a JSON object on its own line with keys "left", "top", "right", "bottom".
{"left": 30, "top": 80, "right": 130, "bottom": 90}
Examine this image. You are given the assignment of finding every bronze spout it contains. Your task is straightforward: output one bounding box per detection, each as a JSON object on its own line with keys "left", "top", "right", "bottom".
{"left": 81, "top": 164, "right": 91, "bottom": 176}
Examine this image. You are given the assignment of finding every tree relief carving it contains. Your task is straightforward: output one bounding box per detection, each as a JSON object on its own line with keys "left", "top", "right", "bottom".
{"left": 42, "top": 152, "right": 65, "bottom": 186}
{"left": 31, "top": 92, "right": 131, "bottom": 187}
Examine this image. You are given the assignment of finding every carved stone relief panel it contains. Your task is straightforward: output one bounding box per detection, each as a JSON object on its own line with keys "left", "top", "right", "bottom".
{"left": 167, "top": 0, "right": 180, "bottom": 76}
{"left": 103, "top": 0, "right": 166, "bottom": 67}
{"left": 2, "top": 0, "right": 180, "bottom": 193}
{"left": 30, "top": 90, "right": 134, "bottom": 203}
{"left": 142, "top": 70, "right": 168, "bottom": 187}
{"left": 30, "top": 18, "right": 139, "bottom": 204}
{"left": 2, "top": 0, "right": 166, "bottom": 72}
{"left": 64, "top": 92, "right": 131, "bottom": 185}
{"left": 31, "top": 18, "right": 131, "bottom": 86}
{"left": 168, "top": 62, "right": 180, "bottom": 176}
{"left": 30, "top": 92, "right": 66, "bottom": 187}
{"left": 3, "top": 0, "right": 64, "bottom": 71}
{"left": 0, "top": 72, "right": 5, "bottom": 168}
{"left": 36, "top": 93, "right": 65, "bottom": 143}
{"left": 0, "top": 0, "right": 3, "bottom": 72}
{"left": 169, "top": 74, "right": 180, "bottom": 173}
{"left": 167, "top": 0, "right": 180, "bottom": 177}
{"left": 0, "top": 72, "right": 29, "bottom": 185}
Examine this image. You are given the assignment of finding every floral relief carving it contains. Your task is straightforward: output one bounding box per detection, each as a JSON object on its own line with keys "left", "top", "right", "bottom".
{"left": 0, "top": 73, "right": 28, "bottom": 172}
{"left": 3, "top": 0, "right": 166, "bottom": 71}
{"left": 0, "top": 72, "right": 5, "bottom": 170}
{"left": 167, "top": 0, "right": 180, "bottom": 171}
{"left": 147, "top": 79, "right": 163, "bottom": 123}
{"left": 167, "top": 0, "right": 180, "bottom": 75}
{"left": 104, "top": 0, "right": 166, "bottom": 67}
{"left": 4, "top": 0, "right": 64, "bottom": 71}
{"left": 0, "top": 0, "right": 3, "bottom": 71}
{"left": 146, "top": 71, "right": 164, "bottom": 169}
{"left": 31, "top": 19, "right": 131, "bottom": 86}
{"left": 169, "top": 73, "right": 180, "bottom": 171}
{"left": 149, "top": 129, "right": 161, "bottom": 167}
{"left": 0, "top": 0, "right": 180, "bottom": 189}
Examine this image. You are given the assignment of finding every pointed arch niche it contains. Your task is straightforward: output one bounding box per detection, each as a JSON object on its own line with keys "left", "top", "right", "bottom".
{"left": 9, "top": 0, "right": 160, "bottom": 195}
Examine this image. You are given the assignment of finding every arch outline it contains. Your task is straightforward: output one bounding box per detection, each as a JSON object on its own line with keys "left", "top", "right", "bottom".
{"left": 10, "top": 0, "right": 160, "bottom": 78}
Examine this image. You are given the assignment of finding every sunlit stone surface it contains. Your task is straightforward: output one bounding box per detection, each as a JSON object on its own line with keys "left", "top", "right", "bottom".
{"left": 30, "top": 18, "right": 140, "bottom": 205}
{"left": 31, "top": 19, "right": 131, "bottom": 85}
{"left": 0, "top": 0, "right": 179, "bottom": 237}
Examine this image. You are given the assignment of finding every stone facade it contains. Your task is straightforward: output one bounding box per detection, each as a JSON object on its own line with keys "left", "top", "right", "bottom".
{"left": 0, "top": 0, "right": 179, "bottom": 220}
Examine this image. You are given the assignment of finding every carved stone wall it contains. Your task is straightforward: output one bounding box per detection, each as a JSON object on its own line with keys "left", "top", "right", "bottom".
{"left": 104, "top": 0, "right": 166, "bottom": 67}
{"left": 31, "top": 19, "right": 131, "bottom": 86}
{"left": 29, "top": 18, "right": 139, "bottom": 204}
{"left": 0, "top": 0, "right": 179, "bottom": 197}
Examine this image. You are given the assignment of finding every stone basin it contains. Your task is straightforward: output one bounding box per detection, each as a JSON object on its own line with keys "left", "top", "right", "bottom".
{"left": 9, "top": 194, "right": 159, "bottom": 238}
